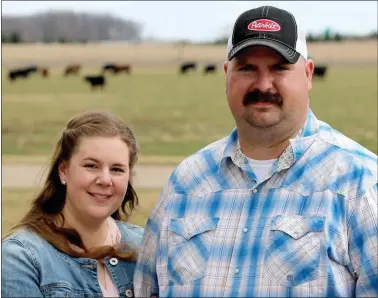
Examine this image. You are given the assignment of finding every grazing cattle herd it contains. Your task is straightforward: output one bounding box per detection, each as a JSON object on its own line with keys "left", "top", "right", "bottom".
{"left": 6, "top": 59, "right": 329, "bottom": 90}
{"left": 6, "top": 62, "right": 221, "bottom": 90}
{"left": 7, "top": 63, "right": 134, "bottom": 90}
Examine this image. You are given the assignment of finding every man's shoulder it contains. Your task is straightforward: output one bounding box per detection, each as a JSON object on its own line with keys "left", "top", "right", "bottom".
{"left": 176, "top": 136, "right": 229, "bottom": 171}
{"left": 317, "top": 120, "right": 376, "bottom": 157}
{"left": 162, "top": 135, "right": 230, "bottom": 195}
{"left": 315, "top": 120, "right": 377, "bottom": 177}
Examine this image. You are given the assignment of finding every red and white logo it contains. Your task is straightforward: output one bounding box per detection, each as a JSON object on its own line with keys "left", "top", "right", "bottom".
{"left": 248, "top": 19, "right": 281, "bottom": 32}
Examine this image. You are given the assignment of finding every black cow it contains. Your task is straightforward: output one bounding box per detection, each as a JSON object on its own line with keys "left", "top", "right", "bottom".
{"left": 102, "top": 63, "right": 117, "bottom": 73}
{"left": 8, "top": 65, "right": 39, "bottom": 82}
{"left": 23, "top": 66, "right": 38, "bottom": 74}
{"left": 204, "top": 64, "right": 216, "bottom": 75}
{"left": 180, "top": 62, "right": 196, "bottom": 74}
{"left": 84, "top": 75, "right": 106, "bottom": 90}
{"left": 8, "top": 69, "right": 28, "bottom": 81}
{"left": 313, "top": 66, "right": 328, "bottom": 78}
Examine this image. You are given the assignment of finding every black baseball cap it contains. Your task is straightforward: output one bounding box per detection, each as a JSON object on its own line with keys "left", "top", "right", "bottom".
{"left": 227, "top": 6, "right": 308, "bottom": 63}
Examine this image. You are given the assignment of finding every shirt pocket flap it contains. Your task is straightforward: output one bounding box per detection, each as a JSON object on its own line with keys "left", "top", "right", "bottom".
{"left": 271, "top": 215, "right": 325, "bottom": 239}
{"left": 169, "top": 217, "right": 219, "bottom": 240}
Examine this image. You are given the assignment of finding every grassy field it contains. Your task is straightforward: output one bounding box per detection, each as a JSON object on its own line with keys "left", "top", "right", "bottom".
{"left": 2, "top": 187, "right": 161, "bottom": 235}
{"left": 2, "top": 64, "right": 377, "bottom": 158}
{"left": 2, "top": 67, "right": 232, "bottom": 156}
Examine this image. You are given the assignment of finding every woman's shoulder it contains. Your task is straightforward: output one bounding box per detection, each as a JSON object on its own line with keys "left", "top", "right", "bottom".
{"left": 3, "top": 228, "right": 45, "bottom": 248}
{"left": 2, "top": 228, "right": 52, "bottom": 261}
{"left": 115, "top": 221, "right": 144, "bottom": 246}
{"left": 115, "top": 220, "right": 144, "bottom": 233}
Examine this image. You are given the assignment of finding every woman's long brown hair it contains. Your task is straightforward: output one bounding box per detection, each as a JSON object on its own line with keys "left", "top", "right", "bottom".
{"left": 6, "top": 110, "right": 140, "bottom": 261}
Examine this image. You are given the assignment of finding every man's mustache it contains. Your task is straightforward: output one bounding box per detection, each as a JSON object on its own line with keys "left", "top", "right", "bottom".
{"left": 243, "top": 90, "right": 283, "bottom": 106}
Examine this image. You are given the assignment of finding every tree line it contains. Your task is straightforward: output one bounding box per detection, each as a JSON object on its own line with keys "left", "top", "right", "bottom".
{"left": 2, "top": 11, "right": 143, "bottom": 43}
{"left": 213, "top": 29, "right": 378, "bottom": 45}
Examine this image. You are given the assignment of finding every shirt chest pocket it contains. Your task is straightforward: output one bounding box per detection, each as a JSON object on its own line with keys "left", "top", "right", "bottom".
{"left": 263, "top": 215, "right": 325, "bottom": 288}
{"left": 40, "top": 282, "right": 93, "bottom": 297}
{"left": 167, "top": 216, "right": 219, "bottom": 285}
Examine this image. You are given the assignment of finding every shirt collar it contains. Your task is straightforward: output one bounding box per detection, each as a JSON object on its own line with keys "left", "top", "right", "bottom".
{"left": 219, "top": 109, "right": 320, "bottom": 173}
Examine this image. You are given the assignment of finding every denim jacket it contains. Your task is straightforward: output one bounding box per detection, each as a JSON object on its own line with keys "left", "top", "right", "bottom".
{"left": 2, "top": 221, "right": 144, "bottom": 297}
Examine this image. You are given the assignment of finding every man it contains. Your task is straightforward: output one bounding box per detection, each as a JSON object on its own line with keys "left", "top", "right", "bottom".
{"left": 134, "top": 5, "right": 377, "bottom": 297}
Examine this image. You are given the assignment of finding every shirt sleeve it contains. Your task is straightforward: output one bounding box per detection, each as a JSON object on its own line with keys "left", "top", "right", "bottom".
{"left": 347, "top": 184, "right": 378, "bottom": 297}
{"left": 133, "top": 183, "right": 171, "bottom": 297}
{"left": 2, "top": 238, "right": 43, "bottom": 297}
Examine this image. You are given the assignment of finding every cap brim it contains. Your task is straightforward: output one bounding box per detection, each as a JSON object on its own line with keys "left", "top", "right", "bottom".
{"left": 228, "top": 39, "right": 300, "bottom": 64}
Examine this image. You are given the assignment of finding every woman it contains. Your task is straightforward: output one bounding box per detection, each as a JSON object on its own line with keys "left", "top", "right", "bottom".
{"left": 2, "top": 110, "right": 144, "bottom": 297}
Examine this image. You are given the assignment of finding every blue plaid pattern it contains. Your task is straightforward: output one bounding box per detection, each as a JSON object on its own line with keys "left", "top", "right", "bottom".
{"left": 134, "top": 109, "right": 378, "bottom": 297}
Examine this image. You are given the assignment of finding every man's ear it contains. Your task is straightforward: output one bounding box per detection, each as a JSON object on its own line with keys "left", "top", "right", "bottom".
{"left": 223, "top": 60, "right": 229, "bottom": 75}
{"left": 305, "top": 58, "right": 314, "bottom": 91}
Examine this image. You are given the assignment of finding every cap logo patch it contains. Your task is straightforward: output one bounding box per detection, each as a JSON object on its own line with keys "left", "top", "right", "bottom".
{"left": 248, "top": 19, "right": 281, "bottom": 32}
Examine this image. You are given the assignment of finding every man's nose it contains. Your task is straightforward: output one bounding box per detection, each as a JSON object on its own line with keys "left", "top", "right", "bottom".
{"left": 254, "top": 71, "right": 274, "bottom": 93}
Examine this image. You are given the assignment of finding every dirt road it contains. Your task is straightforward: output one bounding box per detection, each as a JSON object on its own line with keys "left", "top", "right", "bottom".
{"left": 2, "top": 163, "right": 176, "bottom": 189}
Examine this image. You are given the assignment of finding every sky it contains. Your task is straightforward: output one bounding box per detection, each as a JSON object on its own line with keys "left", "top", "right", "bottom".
{"left": 2, "top": 1, "right": 377, "bottom": 42}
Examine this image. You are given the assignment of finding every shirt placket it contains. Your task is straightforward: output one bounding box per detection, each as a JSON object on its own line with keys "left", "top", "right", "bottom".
{"left": 222, "top": 189, "right": 260, "bottom": 296}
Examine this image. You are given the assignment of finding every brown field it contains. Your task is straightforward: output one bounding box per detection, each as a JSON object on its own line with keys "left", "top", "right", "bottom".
{"left": 2, "top": 40, "right": 377, "bottom": 69}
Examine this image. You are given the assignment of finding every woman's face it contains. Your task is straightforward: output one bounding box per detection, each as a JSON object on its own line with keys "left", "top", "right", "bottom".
{"left": 58, "top": 136, "right": 130, "bottom": 223}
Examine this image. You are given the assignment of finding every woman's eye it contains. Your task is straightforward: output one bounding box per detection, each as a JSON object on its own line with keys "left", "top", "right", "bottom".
{"left": 112, "top": 168, "right": 124, "bottom": 173}
{"left": 85, "top": 164, "right": 97, "bottom": 168}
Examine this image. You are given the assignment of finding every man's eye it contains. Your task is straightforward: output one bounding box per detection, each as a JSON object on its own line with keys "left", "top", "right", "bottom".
{"left": 112, "top": 168, "right": 125, "bottom": 173}
{"left": 239, "top": 65, "right": 255, "bottom": 71}
{"left": 272, "top": 65, "right": 289, "bottom": 71}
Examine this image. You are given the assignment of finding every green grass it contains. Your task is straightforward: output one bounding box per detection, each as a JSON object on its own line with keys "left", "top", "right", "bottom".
{"left": 2, "top": 65, "right": 377, "bottom": 158}
{"left": 309, "top": 67, "right": 377, "bottom": 153}
{"left": 2, "top": 187, "right": 162, "bottom": 235}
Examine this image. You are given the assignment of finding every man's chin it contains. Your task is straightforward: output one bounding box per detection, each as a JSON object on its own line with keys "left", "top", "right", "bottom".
{"left": 246, "top": 117, "right": 280, "bottom": 128}
{"left": 244, "top": 112, "right": 281, "bottom": 129}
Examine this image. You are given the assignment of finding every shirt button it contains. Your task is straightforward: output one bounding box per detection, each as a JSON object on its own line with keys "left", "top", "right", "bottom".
{"left": 252, "top": 189, "right": 257, "bottom": 194}
{"left": 109, "top": 257, "right": 118, "bottom": 266}
{"left": 287, "top": 274, "right": 293, "bottom": 281}
{"left": 235, "top": 268, "right": 239, "bottom": 274}
{"left": 243, "top": 228, "right": 248, "bottom": 233}
{"left": 125, "top": 289, "right": 133, "bottom": 297}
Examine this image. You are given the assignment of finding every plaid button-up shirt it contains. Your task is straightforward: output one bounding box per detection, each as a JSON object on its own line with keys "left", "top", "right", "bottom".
{"left": 134, "top": 110, "right": 378, "bottom": 297}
